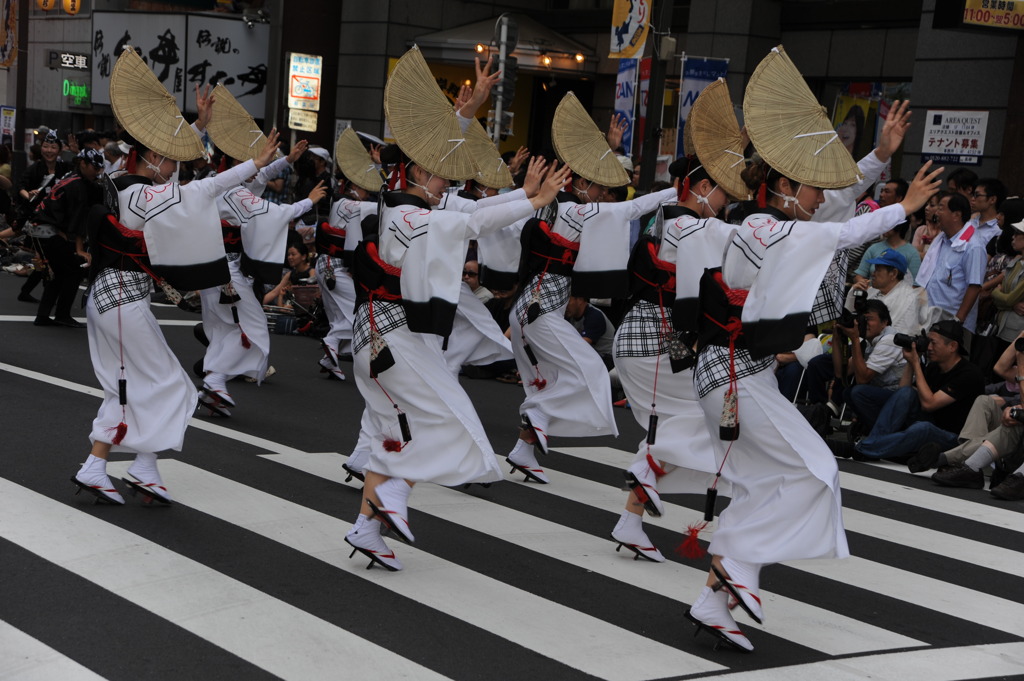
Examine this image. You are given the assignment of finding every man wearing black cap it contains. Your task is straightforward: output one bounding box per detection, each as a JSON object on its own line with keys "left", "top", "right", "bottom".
{"left": 853, "top": 320, "right": 985, "bottom": 461}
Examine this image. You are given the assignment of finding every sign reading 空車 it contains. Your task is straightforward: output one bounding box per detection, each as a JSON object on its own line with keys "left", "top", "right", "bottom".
{"left": 921, "top": 110, "right": 988, "bottom": 166}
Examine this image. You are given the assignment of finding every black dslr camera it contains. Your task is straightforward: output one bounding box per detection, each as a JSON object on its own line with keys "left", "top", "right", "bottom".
{"left": 1009, "top": 407, "right": 1024, "bottom": 424}
{"left": 894, "top": 332, "right": 930, "bottom": 354}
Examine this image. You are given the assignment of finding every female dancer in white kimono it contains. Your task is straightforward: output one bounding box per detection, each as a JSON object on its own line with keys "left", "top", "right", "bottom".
{"left": 506, "top": 96, "right": 677, "bottom": 483}
{"left": 343, "top": 47, "right": 570, "bottom": 571}
{"left": 676, "top": 52, "right": 939, "bottom": 652}
{"left": 198, "top": 146, "right": 323, "bottom": 414}
{"left": 70, "top": 53, "right": 281, "bottom": 504}
{"left": 610, "top": 156, "right": 733, "bottom": 562}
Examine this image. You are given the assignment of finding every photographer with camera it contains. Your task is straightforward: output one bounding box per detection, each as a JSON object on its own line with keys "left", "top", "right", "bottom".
{"left": 832, "top": 299, "right": 906, "bottom": 435}
{"left": 853, "top": 320, "right": 985, "bottom": 461}
{"left": 845, "top": 249, "right": 928, "bottom": 334}
{"left": 904, "top": 332, "right": 1024, "bottom": 499}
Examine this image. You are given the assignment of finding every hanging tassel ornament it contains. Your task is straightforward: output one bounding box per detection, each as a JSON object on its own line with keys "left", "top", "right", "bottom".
{"left": 720, "top": 387, "right": 739, "bottom": 440}
{"left": 757, "top": 181, "right": 767, "bottom": 208}
{"left": 680, "top": 175, "right": 691, "bottom": 202}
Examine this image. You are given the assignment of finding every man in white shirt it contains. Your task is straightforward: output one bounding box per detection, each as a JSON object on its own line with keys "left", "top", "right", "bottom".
{"left": 969, "top": 178, "right": 1007, "bottom": 246}
{"left": 846, "top": 249, "right": 928, "bottom": 334}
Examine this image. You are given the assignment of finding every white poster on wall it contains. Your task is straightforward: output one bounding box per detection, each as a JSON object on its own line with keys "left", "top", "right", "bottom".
{"left": 91, "top": 11, "right": 269, "bottom": 115}
{"left": 921, "top": 110, "right": 988, "bottom": 166}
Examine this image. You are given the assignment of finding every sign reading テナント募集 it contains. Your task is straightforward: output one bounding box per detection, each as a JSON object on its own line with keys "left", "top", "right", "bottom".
{"left": 921, "top": 110, "right": 988, "bottom": 166}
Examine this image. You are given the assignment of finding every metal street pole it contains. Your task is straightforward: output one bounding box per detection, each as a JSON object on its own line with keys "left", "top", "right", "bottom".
{"left": 264, "top": 0, "right": 284, "bottom": 132}
{"left": 637, "top": 1, "right": 674, "bottom": 193}
{"left": 13, "top": 0, "right": 29, "bottom": 179}
{"left": 492, "top": 15, "right": 508, "bottom": 145}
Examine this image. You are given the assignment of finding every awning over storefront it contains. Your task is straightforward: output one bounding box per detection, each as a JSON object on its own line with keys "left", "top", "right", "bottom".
{"left": 413, "top": 14, "right": 597, "bottom": 76}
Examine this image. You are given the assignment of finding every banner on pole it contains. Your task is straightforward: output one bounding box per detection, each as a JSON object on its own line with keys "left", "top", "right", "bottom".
{"left": 614, "top": 58, "right": 639, "bottom": 155}
{"left": 675, "top": 55, "right": 729, "bottom": 158}
{"left": 609, "top": 0, "right": 650, "bottom": 58}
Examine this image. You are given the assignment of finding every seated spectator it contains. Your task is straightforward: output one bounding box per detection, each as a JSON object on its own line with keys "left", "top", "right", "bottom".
{"left": 849, "top": 320, "right": 985, "bottom": 461}
{"left": 462, "top": 260, "right": 493, "bottom": 303}
{"left": 930, "top": 406, "right": 1024, "bottom": 498}
{"left": 846, "top": 249, "right": 928, "bottom": 334}
{"left": 775, "top": 329, "right": 821, "bottom": 402}
{"left": 839, "top": 300, "right": 906, "bottom": 433}
{"left": 908, "top": 328, "right": 1024, "bottom": 473}
{"left": 852, "top": 219, "right": 921, "bottom": 284}
{"left": 565, "top": 295, "right": 615, "bottom": 369}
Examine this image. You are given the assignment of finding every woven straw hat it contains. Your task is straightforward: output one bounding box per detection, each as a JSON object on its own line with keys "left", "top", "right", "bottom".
{"left": 335, "top": 127, "right": 384, "bottom": 193}
{"left": 743, "top": 46, "right": 861, "bottom": 189}
{"left": 383, "top": 46, "right": 476, "bottom": 181}
{"left": 207, "top": 84, "right": 274, "bottom": 163}
{"left": 689, "top": 79, "right": 751, "bottom": 201}
{"left": 552, "top": 92, "right": 629, "bottom": 187}
{"left": 465, "top": 118, "right": 513, "bottom": 189}
{"left": 109, "top": 47, "right": 204, "bottom": 162}
{"left": 682, "top": 114, "right": 695, "bottom": 157}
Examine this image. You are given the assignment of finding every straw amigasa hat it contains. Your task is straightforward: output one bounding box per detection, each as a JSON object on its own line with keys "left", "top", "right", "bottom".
{"left": 335, "top": 127, "right": 385, "bottom": 193}
{"left": 682, "top": 111, "right": 696, "bottom": 157}
{"left": 109, "top": 47, "right": 204, "bottom": 162}
{"left": 743, "top": 46, "right": 861, "bottom": 189}
{"left": 552, "top": 92, "right": 629, "bottom": 188}
{"left": 689, "top": 78, "right": 752, "bottom": 201}
{"left": 465, "top": 118, "right": 513, "bottom": 189}
{"left": 383, "top": 46, "right": 476, "bottom": 181}
{"left": 207, "top": 84, "right": 275, "bottom": 163}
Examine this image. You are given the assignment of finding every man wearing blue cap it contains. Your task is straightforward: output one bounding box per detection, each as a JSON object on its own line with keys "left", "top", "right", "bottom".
{"left": 852, "top": 218, "right": 921, "bottom": 285}
{"left": 846, "top": 248, "right": 928, "bottom": 334}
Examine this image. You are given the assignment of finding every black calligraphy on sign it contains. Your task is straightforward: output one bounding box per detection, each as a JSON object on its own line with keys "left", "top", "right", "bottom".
{"left": 209, "top": 70, "right": 236, "bottom": 87}
{"left": 114, "top": 30, "right": 131, "bottom": 59}
{"left": 237, "top": 64, "right": 267, "bottom": 96}
{"left": 98, "top": 53, "right": 111, "bottom": 78}
{"left": 148, "top": 29, "right": 180, "bottom": 83}
{"left": 187, "top": 59, "right": 211, "bottom": 84}
{"left": 196, "top": 29, "right": 212, "bottom": 48}
{"left": 93, "top": 29, "right": 103, "bottom": 56}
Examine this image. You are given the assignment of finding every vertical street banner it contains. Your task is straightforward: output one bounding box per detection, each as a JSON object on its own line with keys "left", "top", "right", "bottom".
{"left": 91, "top": 11, "right": 269, "bottom": 114}
{"left": 0, "top": 105, "right": 15, "bottom": 147}
{"left": 675, "top": 55, "right": 729, "bottom": 158}
{"left": 609, "top": 0, "right": 650, "bottom": 59}
{"left": 614, "top": 58, "right": 639, "bottom": 155}
{"left": 921, "top": 110, "right": 988, "bottom": 166}
{"left": 636, "top": 57, "right": 652, "bottom": 150}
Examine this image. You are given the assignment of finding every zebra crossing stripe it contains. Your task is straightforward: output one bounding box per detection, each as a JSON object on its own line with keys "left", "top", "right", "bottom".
{"left": 487, "top": 449, "right": 1024, "bottom": 638}
{"left": 263, "top": 450, "right": 925, "bottom": 657}
{"left": 105, "top": 459, "right": 727, "bottom": 680}
{"left": 696, "top": 641, "right": 1024, "bottom": 681}
{"left": 0, "top": 620, "right": 107, "bottom": 681}
{"left": 0, "top": 478, "right": 452, "bottom": 681}
{"left": 554, "top": 446, "right": 1023, "bottom": 533}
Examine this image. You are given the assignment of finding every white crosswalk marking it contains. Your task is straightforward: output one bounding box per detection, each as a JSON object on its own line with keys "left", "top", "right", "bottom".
{"left": 106, "top": 459, "right": 726, "bottom": 680}
{"left": 0, "top": 621, "right": 107, "bottom": 681}
{"left": 265, "top": 450, "right": 925, "bottom": 656}
{"left": 1, "top": 359, "right": 1022, "bottom": 681}
{"left": 0, "top": 479, "right": 452, "bottom": 681}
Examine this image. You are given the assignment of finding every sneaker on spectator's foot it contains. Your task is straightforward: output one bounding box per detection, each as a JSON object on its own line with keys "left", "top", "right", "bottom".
{"left": 908, "top": 442, "right": 943, "bottom": 473}
{"left": 824, "top": 400, "right": 840, "bottom": 418}
{"left": 990, "top": 473, "right": 1024, "bottom": 500}
{"left": 931, "top": 464, "right": 984, "bottom": 489}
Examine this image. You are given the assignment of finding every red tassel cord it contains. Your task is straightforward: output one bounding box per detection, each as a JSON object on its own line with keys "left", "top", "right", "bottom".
{"left": 679, "top": 175, "right": 691, "bottom": 201}
{"left": 383, "top": 438, "right": 403, "bottom": 452}
{"left": 240, "top": 332, "right": 251, "bottom": 349}
{"left": 757, "top": 181, "right": 767, "bottom": 208}
{"left": 677, "top": 521, "right": 708, "bottom": 559}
